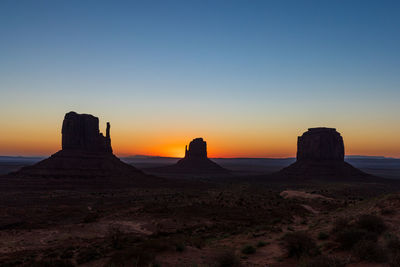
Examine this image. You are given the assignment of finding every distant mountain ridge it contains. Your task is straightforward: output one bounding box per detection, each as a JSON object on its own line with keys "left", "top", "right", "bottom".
{"left": 1, "top": 154, "right": 400, "bottom": 179}
{"left": 0, "top": 156, "right": 46, "bottom": 162}
{"left": 1, "top": 155, "right": 399, "bottom": 161}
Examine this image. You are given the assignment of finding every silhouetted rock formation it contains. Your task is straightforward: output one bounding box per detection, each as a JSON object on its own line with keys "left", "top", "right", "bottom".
{"left": 184, "top": 138, "right": 207, "bottom": 159}
{"left": 146, "top": 138, "right": 229, "bottom": 176}
{"left": 279, "top": 127, "right": 372, "bottom": 180}
{"left": 62, "top": 112, "right": 112, "bottom": 153}
{"left": 175, "top": 138, "right": 226, "bottom": 171}
{"left": 297, "top": 128, "right": 344, "bottom": 161}
{"left": 14, "top": 112, "right": 143, "bottom": 178}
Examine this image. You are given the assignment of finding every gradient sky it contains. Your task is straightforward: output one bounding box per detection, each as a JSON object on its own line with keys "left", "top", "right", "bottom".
{"left": 1, "top": 0, "right": 399, "bottom": 158}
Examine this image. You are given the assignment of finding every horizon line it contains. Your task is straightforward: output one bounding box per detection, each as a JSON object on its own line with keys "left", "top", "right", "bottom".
{"left": 0, "top": 154, "right": 398, "bottom": 160}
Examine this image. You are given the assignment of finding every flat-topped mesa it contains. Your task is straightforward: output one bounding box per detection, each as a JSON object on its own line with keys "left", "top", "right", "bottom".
{"left": 185, "top": 138, "right": 207, "bottom": 159}
{"left": 297, "top": 127, "right": 344, "bottom": 161}
{"left": 278, "top": 127, "right": 372, "bottom": 180}
{"left": 61, "top": 111, "right": 112, "bottom": 153}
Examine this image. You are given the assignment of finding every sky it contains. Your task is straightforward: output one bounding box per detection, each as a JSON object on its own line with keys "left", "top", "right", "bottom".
{"left": 0, "top": 0, "right": 399, "bottom": 158}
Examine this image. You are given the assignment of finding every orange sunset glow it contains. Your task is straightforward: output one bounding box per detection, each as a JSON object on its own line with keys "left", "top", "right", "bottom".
{"left": 1, "top": 117, "right": 400, "bottom": 158}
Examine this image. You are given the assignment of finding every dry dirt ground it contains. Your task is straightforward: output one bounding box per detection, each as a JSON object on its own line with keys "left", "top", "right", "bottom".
{"left": 0, "top": 175, "right": 400, "bottom": 267}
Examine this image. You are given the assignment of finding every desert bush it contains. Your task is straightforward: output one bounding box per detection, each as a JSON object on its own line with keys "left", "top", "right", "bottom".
{"left": 175, "top": 242, "right": 185, "bottom": 252}
{"left": 299, "top": 255, "right": 345, "bottom": 267}
{"left": 241, "top": 245, "right": 256, "bottom": 254}
{"left": 386, "top": 236, "right": 400, "bottom": 267}
{"left": 356, "top": 214, "right": 386, "bottom": 234}
{"left": 76, "top": 247, "right": 103, "bottom": 264}
{"left": 283, "top": 232, "right": 319, "bottom": 258}
{"left": 352, "top": 240, "right": 387, "bottom": 262}
{"left": 106, "top": 237, "right": 170, "bottom": 266}
{"left": 214, "top": 250, "right": 241, "bottom": 267}
{"left": 335, "top": 227, "right": 377, "bottom": 250}
{"left": 188, "top": 235, "right": 206, "bottom": 249}
{"left": 389, "top": 251, "right": 400, "bottom": 267}
{"left": 335, "top": 228, "right": 364, "bottom": 249}
{"left": 381, "top": 208, "right": 396, "bottom": 215}
{"left": 317, "top": 232, "right": 329, "bottom": 240}
{"left": 60, "top": 247, "right": 74, "bottom": 259}
{"left": 108, "top": 226, "right": 125, "bottom": 249}
{"left": 142, "top": 238, "right": 170, "bottom": 252}
{"left": 331, "top": 217, "right": 350, "bottom": 234}
{"left": 83, "top": 212, "right": 99, "bottom": 223}
{"left": 386, "top": 235, "right": 400, "bottom": 252}
{"left": 30, "top": 259, "right": 75, "bottom": 267}
{"left": 256, "top": 241, "right": 267, "bottom": 247}
{"left": 333, "top": 214, "right": 385, "bottom": 250}
{"left": 106, "top": 247, "right": 155, "bottom": 267}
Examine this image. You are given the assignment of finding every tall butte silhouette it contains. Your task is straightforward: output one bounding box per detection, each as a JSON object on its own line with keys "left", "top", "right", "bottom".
{"left": 14, "top": 112, "right": 146, "bottom": 178}
{"left": 279, "top": 127, "right": 372, "bottom": 180}
{"left": 148, "top": 138, "right": 229, "bottom": 175}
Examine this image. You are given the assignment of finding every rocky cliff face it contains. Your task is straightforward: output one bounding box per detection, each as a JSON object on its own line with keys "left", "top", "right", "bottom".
{"left": 14, "top": 111, "right": 143, "bottom": 178}
{"left": 148, "top": 138, "right": 228, "bottom": 175}
{"left": 280, "top": 127, "right": 369, "bottom": 180}
{"left": 297, "top": 128, "right": 344, "bottom": 161}
{"left": 62, "top": 112, "right": 112, "bottom": 153}
{"left": 185, "top": 138, "right": 207, "bottom": 159}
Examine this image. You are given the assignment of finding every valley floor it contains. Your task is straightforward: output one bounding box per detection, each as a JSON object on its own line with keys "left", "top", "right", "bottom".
{"left": 1, "top": 175, "right": 400, "bottom": 266}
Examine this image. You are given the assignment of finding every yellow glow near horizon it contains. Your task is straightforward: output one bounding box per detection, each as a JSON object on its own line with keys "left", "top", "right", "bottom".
{"left": 2, "top": 123, "right": 400, "bottom": 158}
{"left": 1, "top": 109, "right": 400, "bottom": 158}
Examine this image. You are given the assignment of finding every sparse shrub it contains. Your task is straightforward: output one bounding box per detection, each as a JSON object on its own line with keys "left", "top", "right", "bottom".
{"left": 191, "top": 236, "right": 206, "bottom": 249}
{"left": 331, "top": 217, "right": 350, "bottom": 234}
{"left": 272, "top": 218, "right": 281, "bottom": 224}
{"left": 352, "top": 240, "right": 387, "bottom": 262}
{"left": 381, "top": 208, "right": 396, "bottom": 215}
{"left": 283, "top": 232, "right": 319, "bottom": 258}
{"left": 356, "top": 214, "right": 386, "bottom": 234}
{"left": 241, "top": 245, "right": 256, "bottom": 254}
{"left": 256, "top": 241, "right": 267, "bottom": 247}
{"left": 108, "top": 225, "right": 124, "bottom": 249}
{"left": 299, "top": 255, "right": 345, "bottom": 267}
{"left": 106, "top": 238, "right": 170, "bottom": 266}
{"left": 106, "top": 247, "right": 155, "bottom": 267}
{"left": 30, "top": 259, "right": 75, "bottom": 267}
{"left": 60, "top": 247, "right": 74, "bottom": 259}
{"left": 387, "top": 235, "right": 400, "bottom": 252}
{"left": 214, "top": 250, "right": 241, "bottom": 267}
{"left": 318, "top": 232, "right": 329, "bottom": 240}
{"left": 390, "top": 251, "right": 400, "bottom": 267}
{"left": 386, "top": 235, "right": 400, "bottom": 267}
{"left": 83, "top": 212, "right": 99, "bottom": 223}
{"left": 335, "top": 228, "right": 375, "bottom": 250}
{"left": 76, "top": 247, "right": 103, "bottom": 264}
{"left": 141, "top": 238, "right": 169, "bottom": 252}
{"left": 333, "top": 214, "right": 384, "bottom": 250}
{"left": 322, "top": 241, "right": 338, "bottom": 250}
{"left": 175, "top": 242, "right": 185, "bottom": 252}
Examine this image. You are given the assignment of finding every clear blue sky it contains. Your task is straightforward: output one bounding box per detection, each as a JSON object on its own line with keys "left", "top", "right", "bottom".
{"left": 1, "top": 0, "right": 399, "bottom": 157}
